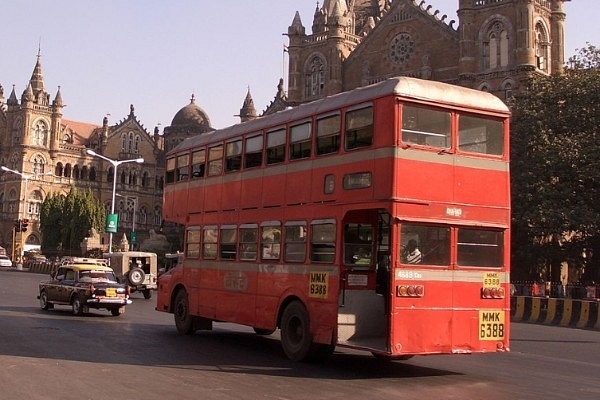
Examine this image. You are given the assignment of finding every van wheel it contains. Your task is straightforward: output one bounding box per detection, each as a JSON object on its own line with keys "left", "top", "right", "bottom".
{"left": 174, "top": 290, "right": 195, "bottom": 335}
{"left": 280, "top": 301, "right": 312, "bottom": 361}
{"left": 143, "top": 289, "right": 152, "bottom": 299}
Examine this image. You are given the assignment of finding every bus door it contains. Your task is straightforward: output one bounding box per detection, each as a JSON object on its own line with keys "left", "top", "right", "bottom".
{"left": 337, "top": 210, "right": 390, "bottom": 352}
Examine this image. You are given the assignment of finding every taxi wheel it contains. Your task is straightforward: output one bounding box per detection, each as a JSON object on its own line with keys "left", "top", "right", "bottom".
{"left": 110, "top": 307, "right": 123, "bottom": 316}
{"left": 128, "top": 268, "right": 145, "bottom": 286}
{"left": 39, "top": 290, "right": 53, "bottom": 310}
{"left": 71, "top": 295, "right": 84, "bottom": 316}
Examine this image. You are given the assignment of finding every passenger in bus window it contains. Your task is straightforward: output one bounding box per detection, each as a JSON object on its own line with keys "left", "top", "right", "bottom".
{"left": 402, "top": 239, "right": 422, "bottom": 264}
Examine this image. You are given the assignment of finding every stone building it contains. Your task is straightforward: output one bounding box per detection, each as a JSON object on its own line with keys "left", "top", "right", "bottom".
{"left": 0, "top": 54, "right": 184, "bottom": 258}
{"left": 281, "top": 0, "right": 569, "bottom": 108}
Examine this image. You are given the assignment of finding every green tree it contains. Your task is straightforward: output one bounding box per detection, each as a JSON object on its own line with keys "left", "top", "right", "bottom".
{"left": 40, "top": 187, "right": 105, "bottom": 255}
{"left": 510, "top": 43, "right": 600, "bottom": 282}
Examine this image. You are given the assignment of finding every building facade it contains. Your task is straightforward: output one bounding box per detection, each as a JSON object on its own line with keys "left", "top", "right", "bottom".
{"left": 283, "top": 0, "right": 569, "bottom": 106}
{"left": 0, "top": 54, "right": 172, "bottom": 258}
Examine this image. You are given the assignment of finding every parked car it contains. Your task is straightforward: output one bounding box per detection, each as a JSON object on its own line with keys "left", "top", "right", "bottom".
{"left": 38, "top": 262, "right": 132, "bottom": 316}
{"left": 103, "top": 252, "right": 158, "bottom": 299}
{"left": 0, "top": 255, "right": 12, "bottom": 267}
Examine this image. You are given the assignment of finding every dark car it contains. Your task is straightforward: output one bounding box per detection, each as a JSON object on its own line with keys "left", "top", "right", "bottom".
{"left": 38, "top": 263, "right": 132, "bottom": 316}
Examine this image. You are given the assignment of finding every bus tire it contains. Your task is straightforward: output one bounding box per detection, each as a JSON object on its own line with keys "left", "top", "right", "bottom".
{"left": 174, "top": 290, "right": 195, "bottom": 335}
{"left": 280, "top": 301, "right": 312, "bottom": 361}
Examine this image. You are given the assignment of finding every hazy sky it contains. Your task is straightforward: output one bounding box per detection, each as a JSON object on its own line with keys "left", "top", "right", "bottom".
{"left": 0, "top": 1, "right": 596, "bottom": 133}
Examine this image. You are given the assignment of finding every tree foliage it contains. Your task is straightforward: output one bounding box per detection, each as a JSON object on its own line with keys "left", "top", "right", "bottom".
{"left": 40, "top": 187, "right": 105, "bottom": 255}
{"left": 510, "top": 43, "right": 600, "bottom": 281}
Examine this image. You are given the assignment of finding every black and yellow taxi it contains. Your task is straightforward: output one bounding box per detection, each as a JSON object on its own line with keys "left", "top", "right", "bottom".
{"left": 38, "top": 260, "right": 132, "bottom": 316}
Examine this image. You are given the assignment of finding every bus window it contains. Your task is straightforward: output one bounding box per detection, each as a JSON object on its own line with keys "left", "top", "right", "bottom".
{"left": 458, "top": 115, "right": 504, "bottom": 156}
{"left": 290, "top": 122, "right": 311, "bottom": 160}
{"left": 345, "top": 106, "right": 373, "bottom": 150}
{"left": 266, "top": 129, "right": 285, "bottom": 165}
{"left": 220, "top": 225, "right": 237, "bottom": 260}
{"left": 202, "top": 226, "right": 218, "bottom": 259}
{"left": 244, "top": 135, "right": 263, "bottom": 169}
{"left": 225, "top": 140, "right": 242, "bottom": 172}
{"left": 208, "top": 145, "right": 223, "bottom": 176}
{"left": 400, "top": 224, "right": 450, "bottom": 266}
{"left": 457, "top": 228, "right": 503, "bottom": 267}
{"left": 185, "top": 227, "right": 201, "bottom": 259}
{"left": 316, "top": 113, "right": 341, "bottom": 155}
{"left": 401, "top": 105, "right": 450, "bottom": 148}
{"left": 261, "top": 223, "right": 281, "bottom": 260}
{"left": 239, "top": 224, "right": 258, "bottom": 261}
{"left": 191, "top": 149, "right": 206, "bottom": 179}
{"left": 284, "top": 221, "right": 307, "bottom": 263}
{"left": 343, "top": 223, "right": 373, "bottom": 267}
{"left": 310, "top": 220, "right": 336, "bottom": 263}
{"left": 166, "top": 157, "right": 176, "bottom": 184}
{"left": 177, "top": 154, "right": 189, "bottom": 181}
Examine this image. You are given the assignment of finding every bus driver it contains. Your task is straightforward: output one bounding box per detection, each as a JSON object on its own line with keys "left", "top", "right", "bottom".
{"left": 403, "top": 239, "right": 422, "bottom": 264}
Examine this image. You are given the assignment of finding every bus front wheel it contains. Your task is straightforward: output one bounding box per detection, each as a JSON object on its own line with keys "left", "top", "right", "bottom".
{"left": 280, "top": 301, "right": 312, "bottom": 361}
{"left": 174, "top": 290, "right": 195, "bottom": 335}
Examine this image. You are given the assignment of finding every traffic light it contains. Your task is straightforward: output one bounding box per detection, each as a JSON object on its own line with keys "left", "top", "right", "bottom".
{"left": 14, "top": 219, "right": 21, "bottom": 232}
{"left": 21, "top": 219, "right": 29, "bottom": 232}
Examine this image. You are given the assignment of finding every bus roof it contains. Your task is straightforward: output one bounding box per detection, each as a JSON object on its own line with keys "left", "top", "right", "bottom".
{"left": 169, "top": 76, "right": 510, "bottom": 156}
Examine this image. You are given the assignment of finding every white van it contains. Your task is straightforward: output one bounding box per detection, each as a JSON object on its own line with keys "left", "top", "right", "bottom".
{"left": 103, "top": 252, "right": 158, "bottom": 299}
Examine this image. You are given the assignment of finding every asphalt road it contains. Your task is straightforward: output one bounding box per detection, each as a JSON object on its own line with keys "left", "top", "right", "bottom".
{"left": 1, "top": 268, "right": 599, "bottom": 400}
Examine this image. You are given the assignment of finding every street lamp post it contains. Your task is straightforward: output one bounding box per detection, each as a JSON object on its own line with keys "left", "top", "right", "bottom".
{"left": 1, "top": 166, "right": 53, "bottom": 258}
{"left": 86, "top": 150, "right": 144, "bottom": 253}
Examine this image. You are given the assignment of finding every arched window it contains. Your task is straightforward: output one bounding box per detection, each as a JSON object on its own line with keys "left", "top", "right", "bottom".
{"left": 139, "top": 206, "right": 148, "bottom": 225}
{"left": 33, "top": 155, "right": 45, "bottom": 174}
{"left": 12, "top": 118, "right": 22, "bottom": 145}
{"left": 305, "top": 55, "right": 325, "bottom": 98}
{"left": 134, "top": 136, "right": 140, "bottom": 153}
{"left": 121, "top": 133, "right": 127, "bottom": 152}
{"left": 0, "top": 192, "right": 4, "bottom": 213}
{"left": 64, "top": 164, "right": 72, "bottom": 178}
{"left": 120, "top": 170, "right": 126, "bottom": 184}
{"left": 81, "top": 166, "right": 89, "bottom": 180}
{"left": 32, "top": 120, "right": 49, "bottom": 146}
{"left": 483, "top": 22, "right": 509, "bottom": 69}
{"left": 154, "top": 206, "right": 162, "bottom": 226}
{"left": 535, "top": 22, "right": 550, "bottom": 72}
{"left": 55, "top": 163, "right": 64, "bottom": 177}
{"left": 28, "top": 190, "right": 44, "bottom": 217}
{"left": 89, "top": 167, "right": 97, "bottom": 182}
{"left": 142, "top": 172, "right": 149, "bottom": 188}
{"left": 73, "top": 165, "right": 80, "bottom": 180}
{"left": 107, "top": 167, "right": 114, "bottom": 183}
{"left": 128, "top": 132, "right": 134, "bottom": 153}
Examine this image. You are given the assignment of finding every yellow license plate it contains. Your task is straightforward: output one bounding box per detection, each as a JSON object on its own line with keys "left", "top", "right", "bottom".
{"left": 479, "top": 310, "right": 505, "bottom": 340}
{"left": 106, "top": 288, "right": 117, "bottom": 297}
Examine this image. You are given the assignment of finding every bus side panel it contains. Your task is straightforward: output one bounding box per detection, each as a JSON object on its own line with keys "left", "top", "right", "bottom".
{"left": 221, "top": 177, "right": 242, "bottom": 211}
{"left": 241, "top": 174, "right": 263, "bottom": 209}
{"left": 197, "top": 263, "right": 218, "bottom": 318}
{"left": 263, "top": 173, "right": 285, "bottom": 207}
{"left": 286, "top": 167, "right": 311, "bottom": 205}
{"left": 216, "top": 267, "right": 257, "bottom": 326}
{"left": 396, "top": 157, "right": 453, "bottom": 203}
{"left": 187, "top": 183, "right": 205, "bottom": 215}
{"left": 204, "top": 177, "right": 223, "bottom": 212}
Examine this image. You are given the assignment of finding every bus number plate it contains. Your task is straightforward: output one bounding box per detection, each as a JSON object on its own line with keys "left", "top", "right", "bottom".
{"left": 479, "top": 310, "right": 505, "bottom": 340}
{"left": 309, "top": 272, "right": 329, "bottom": 299}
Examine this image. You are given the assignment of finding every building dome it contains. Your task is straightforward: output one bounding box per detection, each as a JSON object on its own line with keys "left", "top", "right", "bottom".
{"left": 171, "top": 95, "right": 211, "bottom": 127}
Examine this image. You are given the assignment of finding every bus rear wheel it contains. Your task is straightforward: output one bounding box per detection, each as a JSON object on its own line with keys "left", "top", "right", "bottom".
{"left": 174, "top": 290, "right": 195, "bottom": 335}
{"left": 280, "top": 301, "right": 312, "bottom": 361}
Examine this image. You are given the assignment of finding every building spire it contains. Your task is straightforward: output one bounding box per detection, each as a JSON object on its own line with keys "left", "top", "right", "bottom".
{"left": 29, "top": 49, "right": 45, "bottom": 96}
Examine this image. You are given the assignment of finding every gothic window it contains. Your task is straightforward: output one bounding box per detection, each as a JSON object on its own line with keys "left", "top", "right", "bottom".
{"left": 107, "top": 167, "right": 114, "bottom": 183}
{"left": 134, "top": 136, "right": 140, "bottom": 153}
{"left": 128, "top": 132, "right": 134, "bottom": 153}
{"left": 0, "top": 192, "right": 3, "bottom": 213}
{"left": 483, "top": 22, "right": 509, "bottom": 69}
{"left": 81, "top": 166, "right": 89, "bottom": 180}
{"left": 305, "top": 55, "right": 325, "bottom": 98}
{"left": 55, "top": 163, "right": 64, "bottom": 176}
{"left": 28, "top": 190, "right": 44, "bottom": 217}
{"left": 32, "top": 120, "right": 49, "bottom": 146}
{"left": 118, "top": 200, "right": 125, "bottom": 222}
{"left": 139, "top": 206, "right": 148, "bottom": 225}
{"left": 12, "top": 118, "right": 22, "bottom": 145}
{"left": 120, "top": 170, "right": 126, "bottom": 184}
{"left": 8, "top": 189, "right": 17, "bottom": 214}
{"left": 121, "top": 133, "right": 127, "bottom": 152}
{"left": 73, "top": 165, "right": 80, "bottom": 180}
{"left": 389, "top": 32, "right": 415, "bottom": 65}
{"left": 64, "top": 164, "right": 72, "bottom": 178}
{"left": 33, "top": 155, "right": 45, "bottom": 174}
{"left": 535, "top": 22, "right": 550, "bottom": 73}
{"left": 503, "top": 81, "right": 514, "bottom": 100}
{"left": 142, "top": 172, "right": 149, "bottom": 188}
{"left": 154, "top": 206, "right": 162, "bottom": 226}
{"left": 89, "top": 167, "right": 97, "bottom": 182}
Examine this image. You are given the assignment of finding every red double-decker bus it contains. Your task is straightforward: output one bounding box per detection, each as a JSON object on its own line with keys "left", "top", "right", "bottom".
{"left": 157, "top": 76, "right": 511, "bottom": 361}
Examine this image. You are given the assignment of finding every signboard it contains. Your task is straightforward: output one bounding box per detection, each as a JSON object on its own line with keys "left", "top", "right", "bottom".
{"left": 130, "top": 231, "right": 137, "bottom": 244}
{"left": 106, "top": 213, "right": 118, "bottom": 233}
